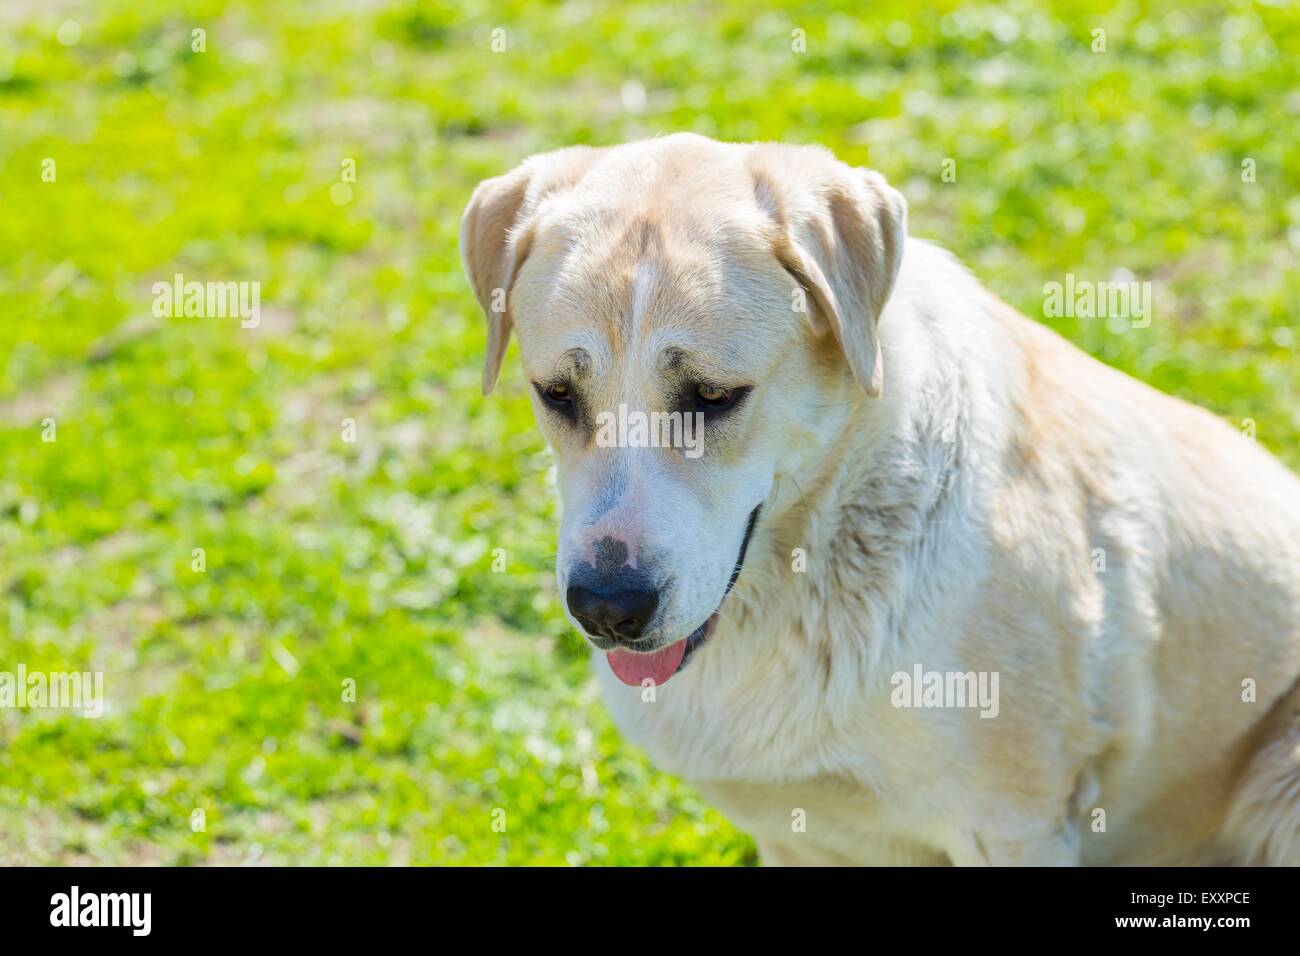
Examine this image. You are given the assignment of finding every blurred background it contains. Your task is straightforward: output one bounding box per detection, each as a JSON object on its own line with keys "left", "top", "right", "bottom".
{"left": 0, "top": 0, "right": 1296, "bottom": 864}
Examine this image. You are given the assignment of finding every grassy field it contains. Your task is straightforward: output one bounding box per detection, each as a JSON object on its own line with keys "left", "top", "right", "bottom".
{"left": 0, "top": 0, "right": 1296, "bottom": 865}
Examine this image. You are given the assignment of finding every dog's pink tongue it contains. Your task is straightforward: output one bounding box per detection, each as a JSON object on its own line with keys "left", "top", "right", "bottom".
{"left": 606, "top": 640, "right": 687, "bottom": 687}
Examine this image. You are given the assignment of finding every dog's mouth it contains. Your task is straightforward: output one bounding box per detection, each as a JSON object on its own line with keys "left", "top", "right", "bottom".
{"left": 605, "top": 504, "right": 761, "bottom": 688}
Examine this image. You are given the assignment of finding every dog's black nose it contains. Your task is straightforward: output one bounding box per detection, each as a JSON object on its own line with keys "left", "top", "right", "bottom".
{"left": 567, "top": 584, "right": 659, "bottom": 642}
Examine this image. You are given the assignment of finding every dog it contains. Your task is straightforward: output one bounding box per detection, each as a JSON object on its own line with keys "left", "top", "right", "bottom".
{"left": 461, "top": 133, "right": 1300, "bottom": 865}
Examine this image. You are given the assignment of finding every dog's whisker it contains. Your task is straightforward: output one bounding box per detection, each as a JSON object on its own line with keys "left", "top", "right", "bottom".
{"left": 721, "top": 589, "right": 763, "bottom": 617}
{"left": 785, "top": 473, "right": 812, "bottom": 516}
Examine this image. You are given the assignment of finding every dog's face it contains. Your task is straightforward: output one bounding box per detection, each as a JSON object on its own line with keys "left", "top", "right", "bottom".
{"left": 461, "top": 134, "right": 906, "bottom": 686}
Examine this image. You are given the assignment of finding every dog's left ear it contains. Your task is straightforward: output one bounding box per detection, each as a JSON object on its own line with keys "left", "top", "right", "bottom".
{"left": 749, "top": 146, "right": 907, "bottom": 398}
{"left": 460, "top": 146, "right": 608, "bottom": 394}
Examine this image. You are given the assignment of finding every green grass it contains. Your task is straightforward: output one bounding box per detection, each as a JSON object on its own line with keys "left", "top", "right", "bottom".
{"left": 0, "top": 0, "right": 1296, "bottom": 864}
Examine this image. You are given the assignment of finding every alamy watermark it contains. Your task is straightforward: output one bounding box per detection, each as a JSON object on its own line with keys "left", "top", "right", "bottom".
{"left": 0, "top": 664, "right": 104, "bottom": 718}
{"left": 595, "top": 404, "right": 705, "bottom": 459}
{"left": 890, "top": 664, "right": 999, "bottom": 718}
{"left": 50, "top": 886, "right": 150, "bottom": 936}
{"left": 152, "top": 273, "right": 260, "bottom": 328}
{"left": 1043, "top": 273, "right": 1152, "bottom": 329}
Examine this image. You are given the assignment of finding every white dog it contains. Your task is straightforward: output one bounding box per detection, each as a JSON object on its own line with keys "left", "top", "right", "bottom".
{"left": 462, "top": 134, "right": 1300, "bottom": 865}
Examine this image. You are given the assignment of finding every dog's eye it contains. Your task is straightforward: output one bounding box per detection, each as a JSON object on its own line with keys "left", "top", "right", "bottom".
{"left": 695, "top": 384, "right": 735, "bottom": 407}
{"left": 535, "top": 381, "right": 578, "bottom": 422}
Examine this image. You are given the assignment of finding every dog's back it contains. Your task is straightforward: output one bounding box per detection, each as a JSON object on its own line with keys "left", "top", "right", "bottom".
{"left": 981, "top": 288, "right": 1300, "bottom": 864}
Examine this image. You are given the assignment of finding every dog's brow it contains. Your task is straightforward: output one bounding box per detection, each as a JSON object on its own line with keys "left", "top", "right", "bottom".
{"left": 546, "top": 353, "right": 582, "bottom": 384}
{"left": 649, "top": 339, "right": 746, "bottom": 382}
{"left": 551, "top": 338, "right": 603, "bottom": 379}
{"left": 648, "top": 331, "right": 707, "bottom": 370}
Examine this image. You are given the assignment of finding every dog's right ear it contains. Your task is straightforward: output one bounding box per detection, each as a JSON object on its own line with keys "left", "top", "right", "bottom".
{"left": 460, "top": 147, "right": 608, "bottom": 394}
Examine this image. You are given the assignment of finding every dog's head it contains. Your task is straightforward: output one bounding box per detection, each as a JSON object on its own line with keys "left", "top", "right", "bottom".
{"left": 461, "top": 134, "right": 906, "bottom": 686}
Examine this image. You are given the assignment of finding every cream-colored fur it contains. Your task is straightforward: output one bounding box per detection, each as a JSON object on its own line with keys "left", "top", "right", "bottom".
{"left": 461, "top": 133, "right": 1300, "bottom": 865}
